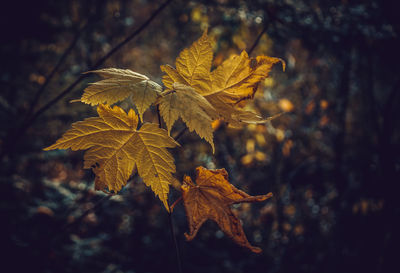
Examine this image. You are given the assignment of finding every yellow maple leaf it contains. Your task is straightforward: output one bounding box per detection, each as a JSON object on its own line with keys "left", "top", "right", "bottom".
{"left": 44, "top": 104, "right": 178, "bottom": 211}
{"left": 80, "top": 68, "right": 162, "bottom": 120}
{"left": 174, "top": 30, "right": 213, "bottom": 94}
{"left": 161, "top": 31, "right": 284, "bottom": 128}
{"left": 160, "top": 30, "right": 213, "bottom": 95}
{"left": 157, "top": 82, "right": 218, "bottom": 152}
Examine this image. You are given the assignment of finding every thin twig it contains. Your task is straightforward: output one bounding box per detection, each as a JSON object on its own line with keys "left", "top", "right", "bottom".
{"left": 62, "top": 194, "right": 112, "bottom": 231}
{"left": 50, "top": 194, "right": 112, "bottom": 246}
{"left": 174, "top": 127, "right": 187, "bottom": 141}
{"left": 55, "top": 173, "right": 140, "bottom": 243}
{"left": 168, "top": 200, "right": 183, "bottom": 273}
{"left": 156, "top": 104, "right": 162, "bottom": 128}
{"left": 162, "top": 88, "right": 183, "bottom": 272}
{"left": 26, "top": 21, "right": 88, "bottom": 118}
{"left": 248, "top": 24, "right": 268, "bottom": 56}
{"left": 31, "top": 0, "right": 173, "bottom": 126}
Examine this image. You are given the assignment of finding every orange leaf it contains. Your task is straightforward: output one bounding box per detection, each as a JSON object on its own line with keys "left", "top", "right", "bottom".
{"left": 181, "top": 166, "right": 273, "bottom": 253}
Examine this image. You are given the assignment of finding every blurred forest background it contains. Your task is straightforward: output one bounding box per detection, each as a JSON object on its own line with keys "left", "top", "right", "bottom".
{"left": 1, "top": 0, "right": 399, "bottom": 272}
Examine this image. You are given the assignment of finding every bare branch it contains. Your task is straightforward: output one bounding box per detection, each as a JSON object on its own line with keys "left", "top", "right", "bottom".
{"left": 248, "top": 24, "right": 268, "bottom": 56}
{"left": 25, "top": 21, "right": 89, "bottom": 118}
{"left": 1, "top": 0, "right": 174, "bottom": 158}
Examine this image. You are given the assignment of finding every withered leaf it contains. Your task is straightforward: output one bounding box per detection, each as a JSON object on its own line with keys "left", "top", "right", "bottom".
{"left": 209, "top": 51, "right": 285, "bottom": 101}
{"left": 182, "top": 166, "right": 273, "bottom": 253}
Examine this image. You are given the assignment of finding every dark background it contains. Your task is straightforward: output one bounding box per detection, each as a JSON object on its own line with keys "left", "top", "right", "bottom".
{"left": 1, "top": 0, "right": 399, "bottom": 272}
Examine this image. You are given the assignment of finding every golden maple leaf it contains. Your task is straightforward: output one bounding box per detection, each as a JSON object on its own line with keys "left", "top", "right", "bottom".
{"left": 157, "top": 82, "right": 218, "bottom": 152}
{"left": 44, "top": 104, "right": 178, "bottom": 211}
{"left": 181, "top": 166, "right": 273, "bottom": 253}
{"left": 161, "top": 30, "right": 284, "bottom": 128}
{"left": 80, "top": 68, "right": 162, "bottom": 120}
{"left": 172, "top": 30, "right": 213, "bottom": 94}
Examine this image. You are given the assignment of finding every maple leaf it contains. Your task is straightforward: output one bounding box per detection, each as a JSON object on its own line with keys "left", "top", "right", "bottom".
{"left": 80, "top": 68, "right": 162, "bottom": 120}
{"left": 44, "top": 104, "right": 178, "bottom": 211}
{"left": 181, "top": 166, "right": 273, "bottom": 253}
{"left": 168, "top": 30, "right": 213, "bottom": 94}
{"left": 161, "top": 31, "right": 284, "bottom": 127}
{"left": 157, "top": 82, "right": 218, "bottom": 152}
{"left": 159, "top": 30, "right": 212, "bottom": 96}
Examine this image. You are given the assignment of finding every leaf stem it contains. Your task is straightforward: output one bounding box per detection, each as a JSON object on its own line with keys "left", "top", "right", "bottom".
{"left": 168, "top": 200, "right": 183, "bottom": 273}
{"left": 169, "top": 195, "right": 183, "bottom": 212}
{"left": 159, "top": 89, "right": 176, "bottom": 97}
{"left": 174, "top": 127, "right": 187, "bottom": 141}
{"left": 156, "top": 104, "right": 162, "bottom": 128}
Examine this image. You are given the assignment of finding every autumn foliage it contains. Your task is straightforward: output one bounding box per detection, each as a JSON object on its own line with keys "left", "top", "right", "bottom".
{"left": 182, "top": 167, "right": 273, "bottom": 253}
{"left": 44, "top": 30, "right": 283, "bottom": 252}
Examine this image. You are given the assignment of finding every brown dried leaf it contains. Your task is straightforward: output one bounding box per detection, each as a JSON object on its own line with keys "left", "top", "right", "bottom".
{"left": 182, "top": 166, "right": 273, "bottom": 253}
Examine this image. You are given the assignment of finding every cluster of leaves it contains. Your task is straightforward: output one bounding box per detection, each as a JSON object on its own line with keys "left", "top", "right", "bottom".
{"left": 45, "top": 30, "right": 283, "bottom": 252}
